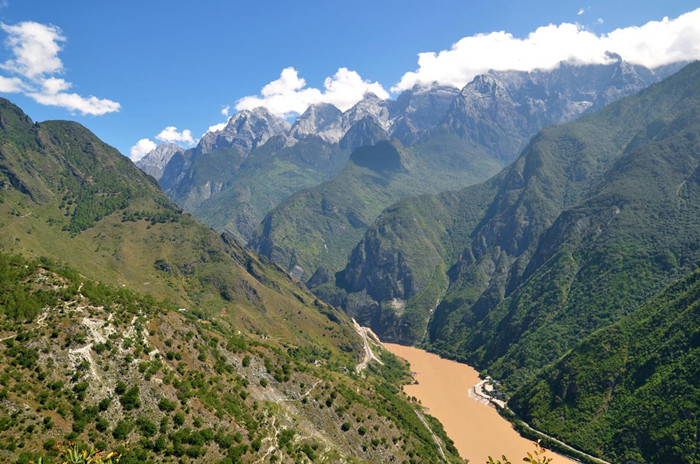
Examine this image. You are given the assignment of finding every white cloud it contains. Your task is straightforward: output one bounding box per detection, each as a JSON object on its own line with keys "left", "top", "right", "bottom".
{"left": 40, "top": 76, "right": 70, "bottom": 93}
{"left": 130, "top": 138, "right": 156, "bottom": 161}
{"left": 0, "top": 21, "right": 121, "bottom": 116}
{"left": 27, "top": 90, "right": 121, "bottom": 115}
{"left": 236, "top": 67, "right": 389, "bottom": 117}
{"left": 0, "top": 75, "right": 25, "bottom": 92}
{"left": 130, "top": 126, "right": 197, "bottom": 162}
{"left": 577, "top": 8, "right": 585, "bottom": 15}
{"left": 221, "top": 105, "right": 230, "bottom": 117}
{"left": 1, "top": 21, "right": 65, "bottom": 79}
{"left": 597, "top": 18, "right": 604, "bottom": 24}
{"left": 393, "top": 8, "right": 700, "bottom": 91}
{"left": 156, "top": 126, "right": 195, "bottom": 145}
{"left": 206, "top": 120, "right": 228, "bottom": 134}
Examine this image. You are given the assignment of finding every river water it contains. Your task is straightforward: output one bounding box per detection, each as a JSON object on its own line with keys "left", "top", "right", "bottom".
{"left": 384, "top": 343, "right": 578, "bottom": 464}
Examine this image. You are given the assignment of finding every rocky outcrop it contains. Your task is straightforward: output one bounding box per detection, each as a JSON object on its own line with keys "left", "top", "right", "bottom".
{"left": 196, "top": 106, "right": 290, "bottom": 155}
{"left": 443, "top": 56, "right": 670, "bottom": 163}
{"left": 135, "top": 142, "right": 185, "bottom": 180}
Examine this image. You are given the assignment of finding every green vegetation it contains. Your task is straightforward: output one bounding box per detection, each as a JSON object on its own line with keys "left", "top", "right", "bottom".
{"left": 166, "top": 135, "right": 350, "bottom": 243}
{"left": 0, "top": 97, "right": 360, "bottom": 353}
{"left": 0, "top": 251, "right": 462, "bottom": 463}
{"left": 509, "top": 270, "right": 700, "bottom": 464}
{"left": 0, "top": 98, "right": 463, "bottom": 463}
{"left": 320, "top": 61, "right": 700, "bottom": 464}
{"left": 251, "top": 135, "right": 503, "bottom": 282}
{"left": 333, "top": 61, "right": 700, "bottom": 381}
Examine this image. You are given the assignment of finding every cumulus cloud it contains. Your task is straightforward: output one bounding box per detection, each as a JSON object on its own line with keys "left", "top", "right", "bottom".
{"left": 0, "top": 75, "right": 25, "bottom": 92}
{"left": 1, "top": 21, "right": 65, "bottom": 79}
{"left": 27, "top": 90, "right": 121, "bottom": 115}
{"left": 206, "top": 120, "right": 228, "bottom": 134}
{"left": 0, "top": 21, "right": 120, "bottom": 115}
{"left": 577, "top": 8, "right": 585, "bottom": 15}
{"left": 130, "top": 138, "right": 157, "bottom": 161}
{"left": 393, "top": 8, "right": 700, "bottom": 91}
{"left": 236, "top": 67, "right": 389, "bottom": 117}
{"left": 221, "top": 105, "right": 230, "bottom": 117}
{"left": 130, "top": 126, "right": 198, "bottom": 161}
{"left": 156, "top": 126, "right": 195, "bottom": 145}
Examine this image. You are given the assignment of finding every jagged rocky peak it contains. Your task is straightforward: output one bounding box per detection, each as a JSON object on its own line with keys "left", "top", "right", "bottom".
{"left": 389, "top": 83, "right": 460, "bottom": 143}
{"left": 197, "top": 106, "right": 290, "bottom": 155}
{"left": 289, "top": 102, "right": 344, "bottom": 142}
{"left": 343, "top": 92, "right": 392, "bottom": 131}
{"left": 135, "top": 142, "right": 185, "bottom": 180}
{"left": 392, "top": 83, "right": 460, "bottom": 118}
{"left": 339, "top": 116, "right": 389, "bottom": 151}
{"left": 443, "top": 57, "right": 671, "bottom": 162}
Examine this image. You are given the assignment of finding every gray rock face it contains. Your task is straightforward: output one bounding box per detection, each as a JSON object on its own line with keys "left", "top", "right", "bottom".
{"left": 339, "top": 116, "right": 389, "bottom": 152}
{"left": 389, "top": 84, "right": 460, "bottom": 144}
{"left": 289, "top": 103, "right": 344, "bottom": 142}
{"left": 196, "top": 107, "right": 290, "bottom": 155}
{"left": 135, "top": 143, "right": 185, "bottom": 180}
{"left": 443, "top": 57, "right": 668, "bottom": 163}
{"left": 342, "top": 93, "right": 393, "bottom": 132}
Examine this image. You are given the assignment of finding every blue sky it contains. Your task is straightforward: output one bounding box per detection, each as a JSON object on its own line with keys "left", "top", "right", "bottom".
{"left": 0, "top": 1, "right": 697, "bottom": 159}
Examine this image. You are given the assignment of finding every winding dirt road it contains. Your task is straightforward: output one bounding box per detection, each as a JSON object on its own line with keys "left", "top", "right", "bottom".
{"left": 353, "top": 319, "right": 383, "bottom": 373}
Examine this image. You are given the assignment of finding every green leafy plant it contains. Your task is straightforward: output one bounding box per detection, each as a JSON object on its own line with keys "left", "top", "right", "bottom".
{"left": 31, "top": 441, "right": 125, "bottom": 464}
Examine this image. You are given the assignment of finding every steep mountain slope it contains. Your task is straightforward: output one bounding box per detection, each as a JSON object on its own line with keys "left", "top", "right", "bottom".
{"left": 288, "top": 102, "right": 344, "bottom": 141}
{"left": 0, "top": 98, "right": 463, "bottom": 463}
{"left": 197, "top": 107, "right": 290, "bottom": 155}
{"left": 153, "top": 60, "right": 667, "bottom": 253}
{"left": 250, "top": 136, "right": 503, "bottom": 281}
{"left": 154, "top": 86, "right": 459, "bottom": 243}
{"left": 334, "top": 62, "right": 700, "bottom": 386}
{"left": 250, "top": 59, "right": 674, "bottom": 284}
{"left": 389, "top": 84, "right": 460, "bottom": 144}
{"left": 509, "top": 270, "right": 700, "bottom": 464}
{"left": 0, "top": 253, "right": 462, "bottom": 464}
{"left": 163, "top": 135, "right": 350, "bottom": 242}
{"left": 0, "top": 98, "right": 354, "bottom": 349}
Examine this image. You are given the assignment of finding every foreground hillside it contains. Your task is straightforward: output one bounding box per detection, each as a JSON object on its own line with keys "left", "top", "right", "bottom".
{"left": 0, "top": 98, "right": 356, "bottom": 350}
{"left": 0, "top": 253, "right": 461, "bottom": 463}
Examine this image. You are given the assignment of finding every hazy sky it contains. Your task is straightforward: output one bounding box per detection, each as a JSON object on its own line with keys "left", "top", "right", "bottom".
{"left": 0, "top": 1, "right": 697, "bottom": 159}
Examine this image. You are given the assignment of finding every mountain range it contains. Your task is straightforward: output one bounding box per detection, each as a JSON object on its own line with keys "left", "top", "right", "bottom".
{"left": 2, "top": 52, "right": 697, "bottom": 464}
{"left": 322, "top": 60, "right": 700, "bottom": 463}
{"left": 0, "top": 98, "right": 461, "bottom": 463}
{"left": 248, "top": 57, "right": 681, "bottom": 282}
{"left": 139, "top": 57, "right": 678, "bottom": 260}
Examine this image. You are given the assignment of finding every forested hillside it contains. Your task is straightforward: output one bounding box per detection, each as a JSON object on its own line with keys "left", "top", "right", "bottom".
{"left": 331, "top": 61, "right": 700, "bottom": 389}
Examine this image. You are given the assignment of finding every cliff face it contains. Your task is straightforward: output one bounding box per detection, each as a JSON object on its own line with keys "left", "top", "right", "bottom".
{"left": 443, "top": 57, "right": 668, "bottom": 163}
{"left": 134, "top": 142, "right": 184, "bottom": 180}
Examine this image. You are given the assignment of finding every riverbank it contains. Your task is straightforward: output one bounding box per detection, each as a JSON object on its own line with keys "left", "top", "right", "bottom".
{"left": 384, "top": 343, "right": 578, "bottom": 464}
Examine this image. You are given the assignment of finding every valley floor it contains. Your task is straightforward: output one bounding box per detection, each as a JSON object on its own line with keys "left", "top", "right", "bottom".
{"left": 384, "top": 344, "right": 579, "bottom": 464}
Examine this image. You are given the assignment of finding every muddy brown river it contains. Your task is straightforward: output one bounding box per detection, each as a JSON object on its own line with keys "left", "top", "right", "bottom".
{"left": 384, "top": 343, "right": 578, "bottom": 464}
